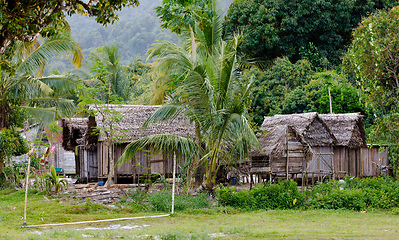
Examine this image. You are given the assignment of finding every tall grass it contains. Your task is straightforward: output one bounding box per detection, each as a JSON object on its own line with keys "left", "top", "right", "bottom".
{"left": 126, "top": 190, "right": 211, "bottom": 212}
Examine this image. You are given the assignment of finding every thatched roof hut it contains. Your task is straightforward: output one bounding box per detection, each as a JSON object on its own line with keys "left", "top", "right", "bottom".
{"left": 61, "top": 117, "right": 90, "bottom": 151}
{"left": 319, "top": 113, "right": 366, "bottom": 148}
{"left": 88, "top": 104, "right": 195, "bottom": 143}
{"left": 255, "top": 112, "right": 337, "bottom": 158}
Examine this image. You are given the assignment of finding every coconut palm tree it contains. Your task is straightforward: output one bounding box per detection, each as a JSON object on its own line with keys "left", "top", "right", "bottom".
{"left": 0, "top": 24, "right": 82, "bottom": 129}
{"left": 89, "top": 45, "right": 130, "bottom": 103}
{"left": 117, "top": 10, "right": 260, "bottom": 191}
{"left": 0, "top": 23, "right": 82, "bottom": 181}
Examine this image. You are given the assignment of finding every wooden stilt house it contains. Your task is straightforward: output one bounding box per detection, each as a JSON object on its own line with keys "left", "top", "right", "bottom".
{"left": 252, "top": 112, "right": 337, "bottom": 181}
{"left": 90, "top": 105, "right": 195, "bottom": 183}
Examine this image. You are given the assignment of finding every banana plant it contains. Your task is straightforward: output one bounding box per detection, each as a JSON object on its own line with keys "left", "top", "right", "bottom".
{"left": 45, "top": 165, "right": 68, "bottom": 193}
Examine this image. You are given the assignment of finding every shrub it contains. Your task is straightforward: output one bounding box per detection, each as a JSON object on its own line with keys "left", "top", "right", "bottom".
{"left": 216, "top": 180, "right": 304, "bottom": 210}
{"left": 307, "top": 176, "right": 399, "bottom": 211}
{"left": 309, "top": 188, "right": 366, "bottom": 211}
{"left": 217, "top": 177, "right": 399, "bottom": 212}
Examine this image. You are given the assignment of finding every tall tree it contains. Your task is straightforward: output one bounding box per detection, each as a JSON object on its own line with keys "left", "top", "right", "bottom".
{"left": 89, "top": 45, "right": 130, "bottom": 103}
{"left": 0, "top": 0, "right": 139, "bottom": 55}
{"left": 224, "top": 0, "right": 398, "bottom": 66}
{"left": 118, "top": 13, "right": 260, "bottom": 191}
{"left": 343, "top": 6, "right": 399, "bottom": 175}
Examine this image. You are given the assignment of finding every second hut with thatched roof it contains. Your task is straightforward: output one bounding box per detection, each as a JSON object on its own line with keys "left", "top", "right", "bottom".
{"left": 252, "top": 112, "right": 337, "bottom": 183}
{"left": 319, "top": 113, "right": 388, "bottom": 177}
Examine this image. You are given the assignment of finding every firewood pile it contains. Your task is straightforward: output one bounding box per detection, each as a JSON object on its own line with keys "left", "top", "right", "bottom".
{"left": 62, "top": 183, "right": 146, "bottom": 205}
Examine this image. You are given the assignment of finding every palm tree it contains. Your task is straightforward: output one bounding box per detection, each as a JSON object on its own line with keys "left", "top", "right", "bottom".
{"left": 0, "top": 23, "right": 82, "bottom": 180}
{"left": 0, "top": 25, "right": 82, "bottom": 129}
{"left": 89, "top": 45, "right": 130, "bottom": 103}
{"left": 117, "top": 10, "right": 260, "bottom": 191}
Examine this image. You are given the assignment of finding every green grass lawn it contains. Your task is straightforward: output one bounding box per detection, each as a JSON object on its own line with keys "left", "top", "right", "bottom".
{"left": 1, "top": 189, "right": 399, "bottom": 239}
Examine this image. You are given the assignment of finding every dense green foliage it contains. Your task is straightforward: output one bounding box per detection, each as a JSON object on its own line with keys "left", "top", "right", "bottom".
{"left": 0, "top": 0, "right": 139, "bottom": 56}
{"left": 248, "top": 58, "right": 365, "bottom": 126}
{"left": 217, "top": 180, "right": 304, "bottom": 210}
{"left": 0, "top": 129, "right": 28, "bottom": 185}
{"left": 66, "top": 0, "right": 177, "bottom": 65}
{"left": 89, "top": 45, "right": 131, "bottom": 103}
{"left": 224, "top": 0, "right": 398, "bottom": 66}
{"left": 344, "top": 7, "right": 399, "bottom": 175}
{"left": 0, "top": 25, "right": 82, "bottom": 129}
{"left": 217, "top": 177, "right": 399, "bottom": 211}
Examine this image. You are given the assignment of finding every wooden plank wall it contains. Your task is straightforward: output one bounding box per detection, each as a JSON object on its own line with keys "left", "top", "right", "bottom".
{"left": 333, "top": 146, "right": 389, "bottom": 178}
{"left": 271, "top": 128, "right": 305, "bottom": 174}
{"left": 88, "top": 147, "right": 98, "bottom": 179}
{"left": 332, "top": 147, "right": 348, "bottom": 177}
{"left": 78, "top": 146, "right": 87, "bottom": 179}
{"left": 77, "top": 146, "right": 98, "bottom": 180}
{"left": 306, "top": 146, "right": 334, "bottom": 174}
{"left": 361, "top": 146, "right": 389, "bottom": 177}
{"left": 98, "top": 142, "right": 108, "bottom": 178}
{"left": 98, "top": 143, "right": 182, "bottom": 179}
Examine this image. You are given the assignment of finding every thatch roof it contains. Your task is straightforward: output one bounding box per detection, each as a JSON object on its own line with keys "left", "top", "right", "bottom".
{"left": 254, "top": 112, "right": 337, "bottom": 157}
{"left": 319, "top": 113, "right": 366, "bottom": 148}
{"left": 61, "top": 117, "right": 90, "bottom": 151}
{"left": 89, "top": 105, "right": 195, "bottom": 143}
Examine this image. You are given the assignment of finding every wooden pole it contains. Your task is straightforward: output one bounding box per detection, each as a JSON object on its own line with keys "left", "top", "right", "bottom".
{"left": 328, "top": 86, "right": 333, "bottom": 114}
{"left": 249, "top": 174, "right": 253, "bottom": 190}
{"left": 171, "top": 153, "right": 176, "bottom": 215}
{"left": 23, "top": 154, "right": 32, "bottom": 226}
{"left": 286, "top": 126, "right": 289, "bottom": 180}
{"left": 23, "top": 214, "right": 170, "bottom": 228}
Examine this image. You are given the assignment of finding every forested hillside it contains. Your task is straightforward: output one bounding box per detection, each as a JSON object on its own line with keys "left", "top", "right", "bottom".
{"left": 65, "top": 0, "right": 231, "bottom": 65}
{"left": 66, "top": 0, "right": 174, "bottom": 64}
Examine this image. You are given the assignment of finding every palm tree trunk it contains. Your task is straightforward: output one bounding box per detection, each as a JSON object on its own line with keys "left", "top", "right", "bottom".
{"left": 0, "top": 104, "right": 10, "bottom": 129}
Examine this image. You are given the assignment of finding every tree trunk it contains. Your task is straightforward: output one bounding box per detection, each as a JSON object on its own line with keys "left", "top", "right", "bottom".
{"left": 0, "top": 104, "right": 11, "bottom": 130}
{"left": 0, "top": 158, "right": 8, "bottom": 181}
{"left": 105, "top": 141, "right": 115, "bottom": 188}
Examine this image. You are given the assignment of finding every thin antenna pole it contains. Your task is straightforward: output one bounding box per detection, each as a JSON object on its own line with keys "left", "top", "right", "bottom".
{"left": 328, "top": 86, "right": 333, "bottom": 114}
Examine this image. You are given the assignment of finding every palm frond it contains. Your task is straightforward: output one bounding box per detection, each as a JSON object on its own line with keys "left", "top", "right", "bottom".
{"left": 23, "top": 106, "right": 57, "bottom": 125}
{"left": 142, "top": 104, "right": 185, "bottom": 129}
{"left": 28, "top": 98, "right": 76, "bottom": 117}
{"left": 117, "top": 134, "right": 203, "bottom": 166}
{"left": 17, "top": 35, "right": 83, "bottom": 75}
{"left": 39, "top": 74, "right": 81, "bottom": 95}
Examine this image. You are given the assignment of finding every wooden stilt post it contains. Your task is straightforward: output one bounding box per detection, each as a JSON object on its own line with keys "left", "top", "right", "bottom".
{"left": 249, "top": 174, "right": 253, "bottom": 190}
{"left": 286, "top": 126, "right": 289, "bottom": 180}
{"left": 312, "top": 172, "right": 315, "bottom": 186}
